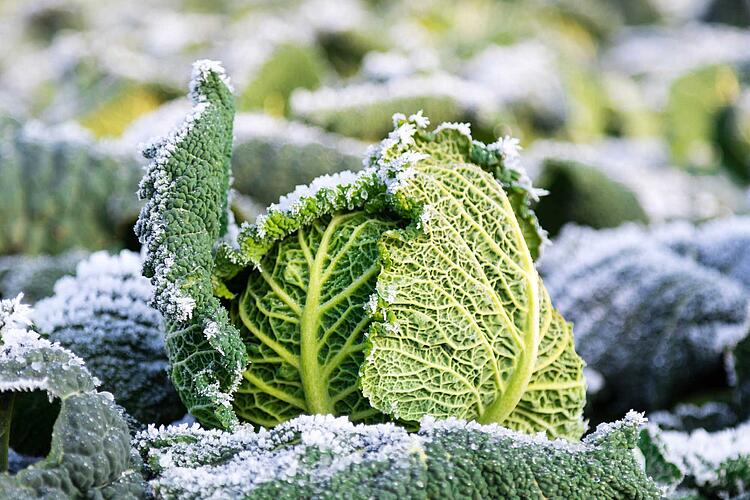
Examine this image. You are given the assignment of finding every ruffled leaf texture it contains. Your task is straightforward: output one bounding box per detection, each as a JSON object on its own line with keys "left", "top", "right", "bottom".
{"left": 33, "top": 250, "right": 184, "bottom": 425}
{"left": 0, "top": 295, "right": 145, "bottom": 499}
{"left": 212, "top": 112, "right": 562, "bottom": 432}
{"left": 360, "top": 118, "right": 584, "bottom": 439}
{"left": 134, "top": 60, "right": 247, "bottom": 429}
{"left": 640, "top": 421, "right": 750, "bottom": 499}
{"left": 660, "top": 217, "right": 750, "bottom": 418}
{"left": 136, "top": 412, "right": 659, "bottom": 499}
{"left": 538, "top": 221, "right": 750, "bottom": 424}
{"left": 0, "top": 117, "right": 142, "bottom": 255}
{"left": 215, "top": 144, "right": 396, "bottom": 427}
{"left": 228, "top": 212, "right": 400, "bottom": 426}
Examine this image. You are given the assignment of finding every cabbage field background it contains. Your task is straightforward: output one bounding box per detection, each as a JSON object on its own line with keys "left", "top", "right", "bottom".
{"left": 1, "top": 0, "right": 750, "bottom": 498}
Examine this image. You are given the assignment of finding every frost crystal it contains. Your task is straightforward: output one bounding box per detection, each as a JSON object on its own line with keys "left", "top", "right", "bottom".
{"left": 0, "top": 294, "right": 32, "bottom": 332}
{"left": 33, "top": 250, "right": 184, "bottom": 424}
{"left": 136, "top": 412, "right": 656, "bottom": 498}
{"left": 189, "top": 59, "right": 234, "bottom": 102}
{"left": 434, "top": 121, "right": 472, "bottom": 138}
{"left": 489, "top": 135, "right": 522, "bottom": 168}
{"left": 652, "top": 420, "right": 750, "bottom": 496}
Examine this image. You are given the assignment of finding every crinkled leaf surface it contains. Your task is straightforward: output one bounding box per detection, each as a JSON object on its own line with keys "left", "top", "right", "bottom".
{"left": 33, "top": 250, "right": 184, "bottom": 425}
{"left": 0, "top": 295, "right": 145, "bottom": 499}
{"left": 213, "top": 113, "right": 556, "bottom": 430}
{"left": 229, "top": 212, "right": 399, "bottom": 426}
{"left": 212, "top": 113, "right": 569, "bottom": 431}
{"left": 136, "top": 412, "right": 658, "bottom": 499}
{"left": 539, "top": 223, "right": 750, "bottom": 424}
{"left": 135, "top": 60, "right": 247, "bottom": 429}
{"left": 361, "top": 125, "right": 585, "bottom": 439}
{"left": 0, "top": 118, "right": 142, "bottom": 255}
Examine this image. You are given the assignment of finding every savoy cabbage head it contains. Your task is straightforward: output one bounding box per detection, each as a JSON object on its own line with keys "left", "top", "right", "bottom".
{"left": 135, "top": 61, "right": 585, "bottom": 438}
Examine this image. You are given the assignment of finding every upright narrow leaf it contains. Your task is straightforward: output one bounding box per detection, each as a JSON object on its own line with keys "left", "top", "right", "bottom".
{"left": 135, "top": 60, "right": 247, "bottom": 429}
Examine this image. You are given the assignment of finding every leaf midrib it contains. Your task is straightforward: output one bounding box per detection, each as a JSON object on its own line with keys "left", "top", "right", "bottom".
{"left": 425, "top": 164, "right": 540, "bottom": 426}
{"left": 299, "top": 212, "right": 361, "bottom": 414}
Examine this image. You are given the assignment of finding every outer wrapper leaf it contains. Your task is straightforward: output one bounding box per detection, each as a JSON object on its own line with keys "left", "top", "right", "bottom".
{"left": 136, "top": 412, "right": 659, "bottom": 499}
{"left": 361, "top": 121, "right": 585, "bottom": 439}
{"left": 135, "top": 60, "right": 247, "bottom": 429}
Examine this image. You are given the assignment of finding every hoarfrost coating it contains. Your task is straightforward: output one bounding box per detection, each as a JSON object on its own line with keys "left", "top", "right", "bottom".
{"left": 136, "top": 411, "right": 657, "bottom": 498}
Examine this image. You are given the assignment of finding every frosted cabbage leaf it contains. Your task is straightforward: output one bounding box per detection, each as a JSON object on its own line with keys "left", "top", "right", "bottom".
{"left": 360, "top": 121, "right": 585, "bottom": 439}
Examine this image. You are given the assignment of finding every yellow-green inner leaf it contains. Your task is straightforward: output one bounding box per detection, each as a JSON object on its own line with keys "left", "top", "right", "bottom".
{"left": 361, "top": 156, "right": 585, "bottom": 440}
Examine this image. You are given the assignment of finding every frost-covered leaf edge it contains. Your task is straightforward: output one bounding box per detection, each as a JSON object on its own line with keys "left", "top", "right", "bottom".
{"left": 134, "top": 410, "right": 656, "bottom": 498}
{"left": 134, "top": 59, "right": 247, "bottom": 430}
{"left": 0, "top": 294, "right": 145, "bottom": 498}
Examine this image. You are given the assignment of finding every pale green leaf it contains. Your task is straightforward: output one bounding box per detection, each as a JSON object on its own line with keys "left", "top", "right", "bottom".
{"left": 230, "top": 212, "right": 398, "bottom": 426}
{"left": 360, "top": 125, "right": 585, "bottom": 440}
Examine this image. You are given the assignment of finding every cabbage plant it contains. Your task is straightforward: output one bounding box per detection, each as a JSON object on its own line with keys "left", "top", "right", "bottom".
{"left": 135, "top": 60, "right": 585, "bottom": 440}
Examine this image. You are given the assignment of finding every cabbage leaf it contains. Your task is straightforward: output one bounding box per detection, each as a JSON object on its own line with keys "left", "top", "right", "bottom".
{"left": 360, "top": 121, "right": 585, "bottom": 439}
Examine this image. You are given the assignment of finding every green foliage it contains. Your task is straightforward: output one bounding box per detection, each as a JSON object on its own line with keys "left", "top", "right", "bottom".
{"left": 22, "top": 2, "right": 85, "bottom": 44}
{"left": 734, "top": 337, "right": 750, "bottom": 419}
{"left": 136, "top": 412, "right": 659, "bottom": 499}
{"left": 135, "top": 60, "right": 247, "bottom": 429}
{"left": 0, "top": 119, "right": 142, "bottom": 255}
{"left": 715, "top": 97, "right": 750, "bottom": 184}
{"left": 238, "top": 44, "right": 327, "bottom": 116}
{"left": 0, "top": 295, "right": 145, "bottom": 498}
{"left": 637, "top": 426, "right": 685, "bottom": 493}
{"left": 79, "top": 83, "right": 164, "bottom": 138}
{"left": 33, "top": 251, "right": 185, "bottom": 425}
{"left": 640, "top": 422, "right": 750, "bottom": 499}
{"left": 360, "top": 122, "right": 584, "bottom": 439}
{"left": 534, "top": 158, "right": 648, "bottom": 236}
{"left": 316, "top": 29, "right": 386, "bottom": 77}
{"left": 137, "top": 63, "right": 575, "bottom": 433}
{"left": 659, "top": 216, "right": 750, "bottom": 421}
{"left": 215, "top": 164, "right": 394, "bottom": 428}
{"left": 666, "top": 65, "right": 739, "bottom": 172}
{"left": 539, "top": 223, "right": 750, "bottom": 424}
{"left": 703, "top": 0, "right": 750, "bottom": 27}
{"left": 231, "top": 113, "right": 365, "bottom": 205}
{"left": 229, "top": 212, "right": 399, "bottom": 426}
{"left": 525, "top": 138, "right": 747, "bottom": 227}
